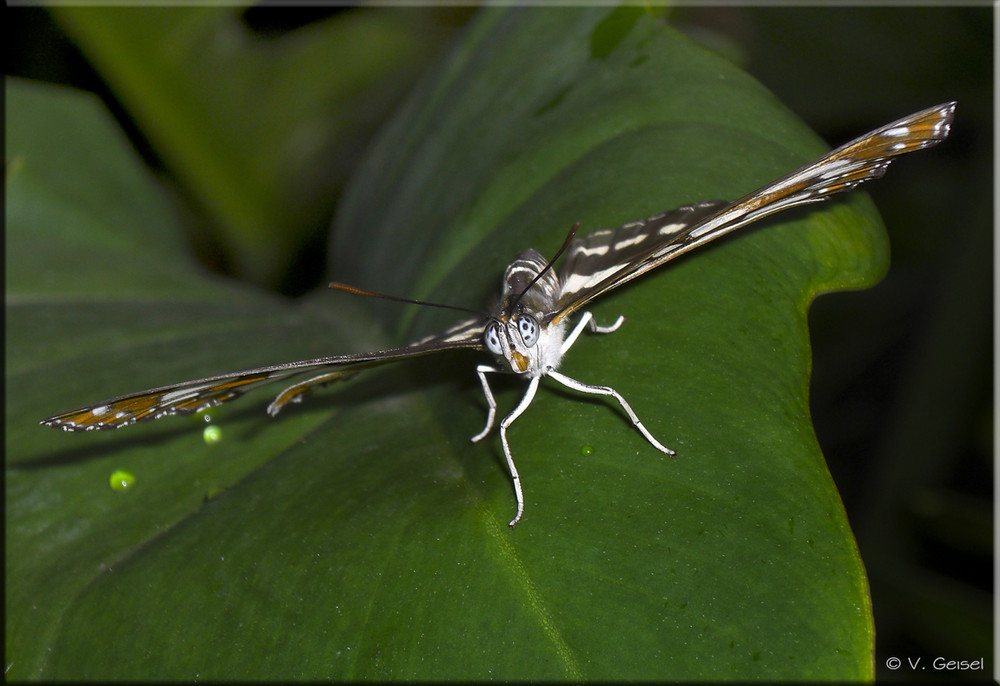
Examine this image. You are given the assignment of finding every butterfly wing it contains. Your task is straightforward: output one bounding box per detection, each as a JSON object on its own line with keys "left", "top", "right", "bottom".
{"left": 41, "top": 315, "right": 486, "bottom": 431}
{"left": 555, "top": 200, "right": 730, "bottom": 316}
{"left": 550, "top": 101, "right": 956, "bottom": 324}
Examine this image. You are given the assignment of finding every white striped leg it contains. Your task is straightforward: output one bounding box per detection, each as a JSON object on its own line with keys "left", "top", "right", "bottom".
{"left": 560, "top": 311, "right": 625, "bottom": 354}
{"left": 471, "top": 364, "right": 535, "bottom": 527}
{"left": 496, "top": 375, "right": 541, "bottom": 528}
{"left": 471, "top": 364, "right": 501, "bottom": 442}
{"left": 547, "top": 370, "right": 675, "bottom": 456}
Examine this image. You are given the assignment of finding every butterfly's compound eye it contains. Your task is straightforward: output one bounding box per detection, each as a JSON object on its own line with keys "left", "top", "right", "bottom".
{"left": 485, "top": 322, "right": 503, "bottom": 356}
{"left": 517, "top": 314, "right": 539, "bottom": 347}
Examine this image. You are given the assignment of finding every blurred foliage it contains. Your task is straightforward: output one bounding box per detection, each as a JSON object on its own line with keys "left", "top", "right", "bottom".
{"left": 18, "top": 5, "right": 472, "bottom": 290}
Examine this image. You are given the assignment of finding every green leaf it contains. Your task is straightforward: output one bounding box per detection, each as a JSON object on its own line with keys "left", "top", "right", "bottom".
{"left": 7, "top": 7, "right": 885, "bottom": 680}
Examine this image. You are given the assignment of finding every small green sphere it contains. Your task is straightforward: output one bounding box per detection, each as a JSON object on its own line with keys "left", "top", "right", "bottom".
{"left": 109, "top": 469, "right": 136, "bottom": 491}
{"left": 203, "top": 425, "right": 223, "bottom": 444}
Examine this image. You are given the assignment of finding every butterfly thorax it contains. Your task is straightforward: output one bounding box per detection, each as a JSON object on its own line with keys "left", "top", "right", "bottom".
{"left": 483, "top": 249, "right": 568, "bottom": 378}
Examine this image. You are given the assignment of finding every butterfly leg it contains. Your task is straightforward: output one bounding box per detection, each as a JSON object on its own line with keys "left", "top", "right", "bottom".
{"left": 547, "top": 370, "right": 675, "bottom": 456}
{"left": 471, "top": 364, "right": 502, "bottom": 442}
{"left": 560, "top": 311, "right": 625, "bottom": 354}
{"left": 497, "top": 375, "right": 541, "bottom": 527}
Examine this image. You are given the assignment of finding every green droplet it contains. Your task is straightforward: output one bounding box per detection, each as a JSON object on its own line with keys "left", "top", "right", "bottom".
{"left": 191, "top": 408, "right": 216, "bottom": 425}
{"left": 109, "top": 469, "right": 135, "bottom": 491}
{"left": 203, "top": 425, "right": 223, "bottom": 444}
{"left": 581, "top": 445, "right": 593, "bottom": 457}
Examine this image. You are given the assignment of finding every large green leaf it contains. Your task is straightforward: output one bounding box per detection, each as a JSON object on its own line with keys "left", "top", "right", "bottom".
{"left": 7, "top": 7, "right": 885, "bottom": 680}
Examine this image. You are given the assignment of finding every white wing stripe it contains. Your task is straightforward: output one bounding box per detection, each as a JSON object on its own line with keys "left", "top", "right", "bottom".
{"left": 561, "top": 264, "right": 622, "bottom": 297}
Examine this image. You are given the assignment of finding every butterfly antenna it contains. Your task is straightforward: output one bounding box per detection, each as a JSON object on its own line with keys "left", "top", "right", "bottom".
{"left": 510, "top": 221, "right": 580, "bottom": 310}
{"left": 329, "top": 282, "right": 484, "bottom": 317}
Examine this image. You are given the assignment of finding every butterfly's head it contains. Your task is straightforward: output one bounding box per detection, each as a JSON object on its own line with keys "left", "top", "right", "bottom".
{"left": 483, "top": 311, "right": 566, "bottom": 377}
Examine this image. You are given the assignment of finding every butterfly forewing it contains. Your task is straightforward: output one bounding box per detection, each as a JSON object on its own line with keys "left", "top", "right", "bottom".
{"left": 41, "top": 317, "right": 485, "bottom": 431}
{"left": 548, "top": 102, "right": 955, "bottom": 324}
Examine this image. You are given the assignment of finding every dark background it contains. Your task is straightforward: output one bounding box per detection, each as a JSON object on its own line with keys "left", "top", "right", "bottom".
{"left": 7, "top": 5, "right": 992, "bottom": 680}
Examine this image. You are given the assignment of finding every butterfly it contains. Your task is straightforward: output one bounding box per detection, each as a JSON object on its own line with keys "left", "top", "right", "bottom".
{"left": 42, "top": 102, "right": 956, "bottom": 527}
